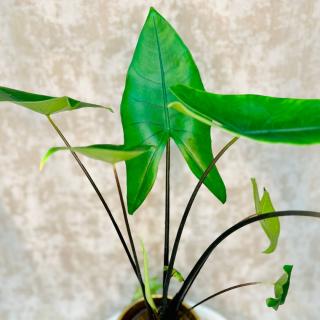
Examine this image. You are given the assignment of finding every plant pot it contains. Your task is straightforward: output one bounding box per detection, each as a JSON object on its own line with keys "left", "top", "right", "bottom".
{"left": 108, "top": 298, "right": 227, "bottom": 320}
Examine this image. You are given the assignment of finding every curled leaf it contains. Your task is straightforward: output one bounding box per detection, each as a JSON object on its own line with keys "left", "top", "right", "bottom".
{"left": 40, "top": 144, "right": 152, "bottom": 170}
{"left": 267, "top": 265, "right": 293, "bottom": 310}
{"left": 0, "top": 86, "right": 112, "bottom": 115}
{"left": 251, "top": 178, "right": 280, "bottom": 254}
{"left": 164, "top": 266, "right": 185, "bottom": 283}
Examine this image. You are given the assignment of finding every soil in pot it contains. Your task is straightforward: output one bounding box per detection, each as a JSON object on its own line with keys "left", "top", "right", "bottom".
{"left": 119, "top": 298, "right": 198, "bottom": 320}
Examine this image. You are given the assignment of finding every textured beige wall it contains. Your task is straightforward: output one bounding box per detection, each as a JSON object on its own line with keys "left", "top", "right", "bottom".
{"left": 1, "top": 1, "right": 320, "bottom": 319}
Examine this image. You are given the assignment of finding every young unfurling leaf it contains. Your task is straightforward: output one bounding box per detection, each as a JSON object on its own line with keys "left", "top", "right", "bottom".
{"left": 266, "top": 265, "right": 293, "bottom": 310}
{"left": 132, "top": 276, "right": 162, "bottom": 302}
{"left": 141, "top": 241, "right": 158, "bottom": 313}
{"left": 164, "top": 266, "right": 185, "bottom": 283}
{"left": 251, "top": 178, "right": 280, "bottom": 254}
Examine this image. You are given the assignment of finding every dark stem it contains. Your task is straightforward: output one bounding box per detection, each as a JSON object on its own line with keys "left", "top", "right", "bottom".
{"left": 46, "top": 115, "right": 139, "bottom": 279}
{"left": 113, "top": 165, "right": 145, "bottom": 291}
{"left": 190, "top": 282, "right": 260, "bottom": 310}
{"left": 163, "top": 137, "right": 239, "bottom": 303}
{"left": 163, "top": 141, "right": 171, "bottom": 285}
{"left": 168, "top": 210, "right": 320, "bottom": 314}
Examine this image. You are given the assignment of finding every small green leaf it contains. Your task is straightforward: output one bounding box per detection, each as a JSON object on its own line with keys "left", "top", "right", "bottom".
{"left": 251, "top": 178, "right": 280, "bottom": 254}
{"left": 0, "top": 86, "right": 112, "bottom": 115}
{"left": 170, "top": 85, "right": 320, "bottom": 145}
{"left": 266, "top": 265, "right": 293, "bottom": 311}
{"left": 164, "top": 266, "right": 185, "bottom": 282}
{"left": 40, "top": 144, "right": 152, "bottom": 170}
{"left": 141, "top": 241, "right": 158, "bottom": 313}
{"left": 132, "top": 276, "right": 162, "bottom": 302}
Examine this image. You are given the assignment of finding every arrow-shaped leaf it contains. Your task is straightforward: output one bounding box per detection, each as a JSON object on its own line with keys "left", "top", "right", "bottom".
{"left": 0, "top": 86, "right": 111, "bottom": 115}
{"left": 251, "top": 178, "right": 280, "bottom": 254}
{"left": 266, "top": 265, "right": 293, "bottom": 311}
{"left": 40, "top": 144, "right": 151, "bottom": 170}
{"left": 170, "top": 85, "right": 320, "bottom": 145}
{"left": 121, "top": 8, "right": 226, "bottom": 214}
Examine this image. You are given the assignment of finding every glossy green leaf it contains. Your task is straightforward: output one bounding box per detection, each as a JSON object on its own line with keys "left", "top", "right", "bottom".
{"left": 121, "top": 7, "right": 226, "bottom": 214}
{"left": 170, "top": 85, "right": 320, "bottom": 145}
{"left": 0, "top": 86, "right": 111, "bottom": 115}
{"left": 141, "top": 241, "right": 158, "bottom": 312}
{"left": 251, "top": 178, "right": 280, "bottom": 254}
{"left": 164, "top": 266, "right": 184, "bottom": 282}
{"left": 132, "top": 276, "right": 162, "bottom": 302}
{"left": 40, "top": 144, "right": 151, "bottom": 170}
{"left": 266, "top": 265, "right": 293, "bottom": 310}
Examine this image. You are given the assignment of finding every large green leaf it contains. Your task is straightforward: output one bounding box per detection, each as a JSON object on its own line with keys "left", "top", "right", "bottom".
{"left": 266, "top": 265, "right": 293, "bottom": 311}
{"left": 0, "top": 86, "right": 111, "bottom": 115}
{"left": 251, "top": 178, "right": 280, "bottom": 254}
{"left": 121, "top": 8, "right": 226, "bottom": 213}
{"left": 170, "top": 85, "right": 320, "bottom": 144}
{"left": 40, "top": 144, "right": 151, "bottom": 170}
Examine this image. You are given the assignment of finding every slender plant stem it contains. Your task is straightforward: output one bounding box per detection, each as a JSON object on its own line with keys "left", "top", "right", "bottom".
{"left": 190, "top": 282, "right": 260, "bottom": 310}
{"left": 112, "top": 164, "right": 144, "bottom": 292}
{"left": 163, "top": 141, "right": 171, "bottom": 283}
{"left": 163, "top": 136, "right": 239, "bottom": 302}
{"left": 168, "top": 210, "right": 320, "bottom": 314}
{"left": 112, "top": 165, "right": 155, "bottom": 318}
{"left": 46, "top": 115, "right": 139, "bottom": 278}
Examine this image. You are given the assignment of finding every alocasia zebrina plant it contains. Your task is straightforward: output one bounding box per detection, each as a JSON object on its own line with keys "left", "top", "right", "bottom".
{"left": 1, "top": 7, "right": 320, "bottom": 320}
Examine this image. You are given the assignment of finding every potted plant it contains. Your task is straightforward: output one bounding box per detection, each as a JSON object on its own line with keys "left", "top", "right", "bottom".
{"left": 1, "top": 7, "right": 320, "bottom": 320}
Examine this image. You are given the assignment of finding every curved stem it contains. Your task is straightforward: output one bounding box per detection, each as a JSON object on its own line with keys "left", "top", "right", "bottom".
{"left": 46, "top": 115, "right": 138, "bottom": 279}
{"left": 190, "top": 282, "right": 260, "bottom": 310}
{"left": 163, "top": 137, "right": 239, "bottom": 301}
{"left": 169, "top": 210, "right": 320, "bottom": 314}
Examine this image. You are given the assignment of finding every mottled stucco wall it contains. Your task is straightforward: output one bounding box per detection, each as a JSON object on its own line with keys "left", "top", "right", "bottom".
{"left": 1, "top": 1, "right": 320, "bottom": 319}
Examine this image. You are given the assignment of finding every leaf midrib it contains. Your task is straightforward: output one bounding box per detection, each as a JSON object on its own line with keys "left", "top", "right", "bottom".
{"left": 153, "top": 16, "right": 170, "bottom": 133}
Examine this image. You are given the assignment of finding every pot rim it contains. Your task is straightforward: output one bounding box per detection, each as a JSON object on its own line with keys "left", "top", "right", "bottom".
{"left": 118, "top": 295, "right": 199, "bottom": 320}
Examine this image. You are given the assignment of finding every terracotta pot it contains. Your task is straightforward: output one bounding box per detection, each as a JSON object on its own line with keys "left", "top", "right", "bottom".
{"left": 118, "top": 297, "right": 199, "bottom": 320}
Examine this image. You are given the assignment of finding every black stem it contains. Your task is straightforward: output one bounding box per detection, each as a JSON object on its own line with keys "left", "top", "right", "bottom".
{"left": 113, "top": 165, "right": 145, "bottom": 290}
{"left": 168, "top": 210, "right": 320, "bottom": 314}
{"left": 112, "top": 165, "right": 154, "bottom": 318}
{"left": 190, "top": 282, "right": 260, "bottom": 310}
{"left": 163, "top": 141, "right": 171, "bottom": 284}
{"left": 163, "top": 137, "right": 239, "bottom": 302}
{"left": 46, "top": 115, "right": 139, "bottom": 279}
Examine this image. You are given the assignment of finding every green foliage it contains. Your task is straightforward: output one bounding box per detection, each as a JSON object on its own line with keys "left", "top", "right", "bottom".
{"left": 141, "top": 241, "right": 158, "bottom": 312}
{"left": 132, "top": 276, "right": 162, "bottom": 302}
{"left": 164, "top": 266, "right": 184, "bottom": 282}
{"left": 40, "top": 144, "right": 151, "bottom": 170}
{"left": 251, "top": 178, "right": 280, "bottom": 254}
{"left": 0, "top": 86, "right": 111, "bottom": 115}
{"left": 266, "top": 265, "right": 293, "bottom": 310}
{"left": 170, "top": 85, "right": 320, "bottom": 144}
{"left": 121, "top": 7, "right": 226, "bottom": 214}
